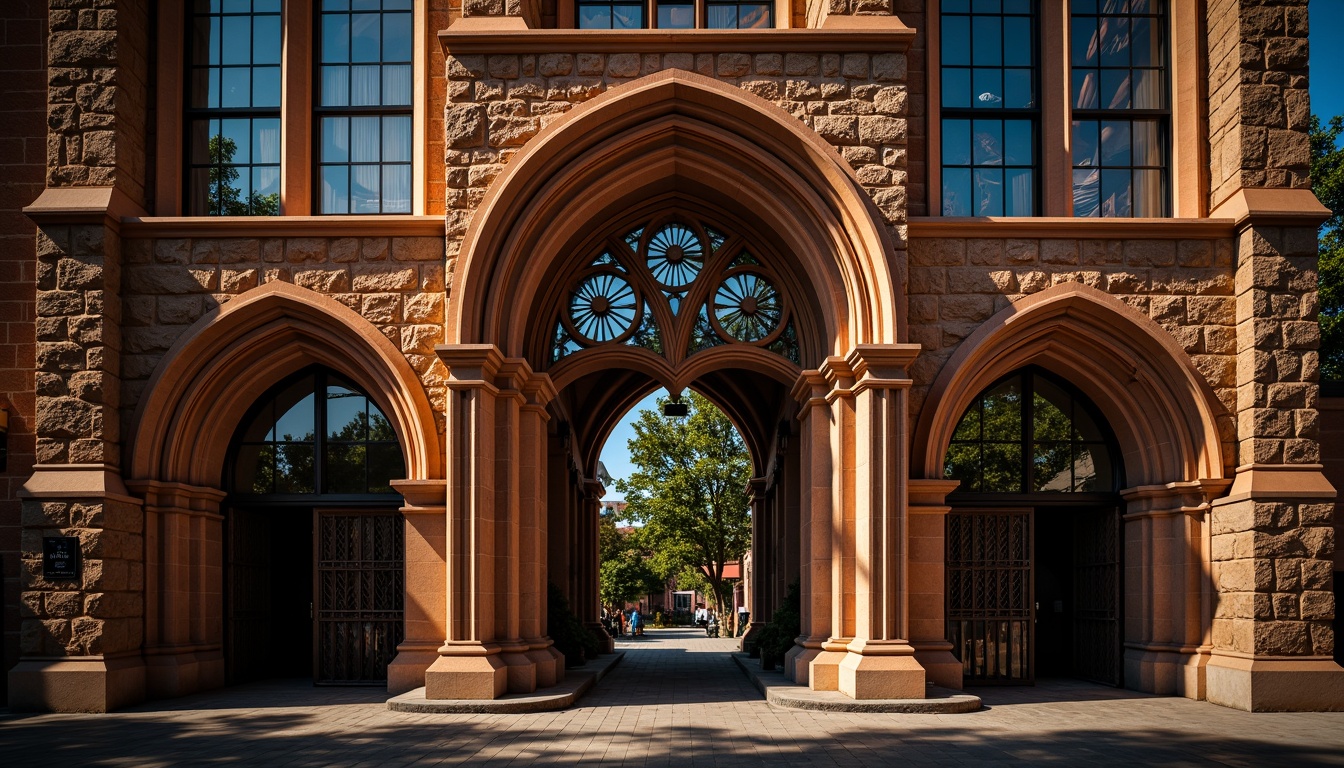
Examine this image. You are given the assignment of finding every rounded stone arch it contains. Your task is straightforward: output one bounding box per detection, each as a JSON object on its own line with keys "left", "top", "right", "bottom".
{"left": 912, "top": 282, "right": 1232, "bottom": 488}
{"left": 447, "top": 68, "right": 903, "bottom": 364}
{"left": 129, "top": 281, "right": 442, "bottom": 488}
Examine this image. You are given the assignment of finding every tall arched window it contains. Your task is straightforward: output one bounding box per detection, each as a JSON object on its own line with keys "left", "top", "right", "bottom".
{"left": 229, "top": 368, "right": 406, "bottom": 497}
{"left": 943, "top": 368, "right": 1121, "bottom": 495}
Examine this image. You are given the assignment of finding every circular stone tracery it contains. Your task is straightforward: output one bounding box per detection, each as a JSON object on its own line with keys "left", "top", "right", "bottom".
{"left": 713, "top": 271, "right": 782, "bottom": 343}
{"left": 646, "top": 224, "right": 704, "bottom": 288}
{"left": 568, "top": 271, "right": 637, "bottom": 343}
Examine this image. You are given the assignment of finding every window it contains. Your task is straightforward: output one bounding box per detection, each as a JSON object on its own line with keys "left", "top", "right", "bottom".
{"left": 1070, "top": 0, "right": 1169, "bottom": 217}
{"left": 186, "top": 0, "right": 282, "bottom": 216}
{"left": 317, "top": 0, "right": 414, "bottom": 214}
{"left": 182, "top": 0, "right": 417, "bottom": 217}
{"left": 939, "top": 0, "right": 1038, "bottom": 216}
{"left": 231, "top": 369, "right": 406, "bottom": 496}
{"left": 577, "top": 0, "right": 771, "bottom": 29}
{"left": 943, "top": 369, "right": 1119, "bottom": 494}
{"left": 935, "top": 0, "right": 1172, "bottom": 218}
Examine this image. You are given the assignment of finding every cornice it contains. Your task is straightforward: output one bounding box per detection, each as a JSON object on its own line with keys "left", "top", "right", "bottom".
{"left": 439, "top": 24, "right": 916, "bottom": 56}
{"left": 120, "top": 215, "right": 446, "bottom": 239}
{"left": 907, "top": 216, "right": 1237, "bottom": 240}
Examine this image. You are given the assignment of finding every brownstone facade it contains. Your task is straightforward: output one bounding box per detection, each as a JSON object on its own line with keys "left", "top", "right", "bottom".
{"left": 4, "top": 0, "right": 1342, "bottom": 712}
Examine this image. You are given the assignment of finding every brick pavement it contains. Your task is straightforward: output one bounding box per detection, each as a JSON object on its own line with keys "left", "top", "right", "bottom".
{"left": 2, "top": 627, "right": 1343, "bottom": 766}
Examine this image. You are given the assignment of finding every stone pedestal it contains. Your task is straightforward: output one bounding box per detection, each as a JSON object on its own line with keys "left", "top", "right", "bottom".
{"left": 423, "top": 653, "right": 508, "bottom": 700}
{"left": 8, "top": 656, "right": 146, "bottom": 713}
{"left": 839, "top": 641, "right": 927, "bottom": 700}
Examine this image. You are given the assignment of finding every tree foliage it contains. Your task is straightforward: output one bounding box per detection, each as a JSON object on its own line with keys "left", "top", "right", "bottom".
{"left": 208, "top": 135, "right": 279, "bottom": 216}
{"left": 1312, "top": 115, "right": 1344, "bottom": 381}
{"left": 613, "top": 393, "right": 752, "bottom": 614}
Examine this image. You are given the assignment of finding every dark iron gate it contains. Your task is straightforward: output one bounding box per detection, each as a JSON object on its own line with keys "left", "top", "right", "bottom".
{"left": 946, "top": 509, "right": 1033, "bottom": 684}
{"left": 314, "top": 510, "right": 404, "bottom": 685}
{"left": 1072, "top": 507, "right": 1122, "bottom": 685}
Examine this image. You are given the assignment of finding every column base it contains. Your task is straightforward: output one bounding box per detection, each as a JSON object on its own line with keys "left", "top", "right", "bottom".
{"left": 424, "top": 653, "right": 508, "bottom": 700}
{"left": 387, "top": 643, "right": 442, "bottom": 695}
{"left": 809, "top": 643, "right": 849, "bottom": 692}
{"left": 785, "top": 641, "right": 819, "bottom": 684}
{"left": 145, "top": 649, "right": 225, "bottom": 699}
{"left": 839, "top": 640, "right": 926, "bottom": 699}
{"left": 1205, "top": 655, "right": 1344, "bottom": 711}
{"left": 1124, "top": 647, "right": 1208, "bottom": 699}
{"left": 8, "top": 656, "right": 146, "bottom": 712}
{"left": 913, "top": 643, "right": 963, "bottom": 690}
{"left": 500, "top": 648, "right": 538, "bottom": 694}
{"left": 526, "top": 643, "right": 566, "bottom": 688}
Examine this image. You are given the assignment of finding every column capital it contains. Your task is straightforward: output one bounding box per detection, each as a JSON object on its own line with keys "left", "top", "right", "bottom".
{"left": 843, "top": 343, "right": 921, "bottom": 383}
{"left": 436, "top": 343, "right": 505, "bottom": 385}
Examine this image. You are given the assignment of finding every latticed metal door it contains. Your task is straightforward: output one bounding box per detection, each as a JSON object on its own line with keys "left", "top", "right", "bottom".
{"left": 947, "top": 509, "right": 1033, "bottom": 684}
{"left": 1072, "top": 507, "right": 1121, "bottom": 685}
{"left": 314, "top": 510, "right": 404, "bottom": 685}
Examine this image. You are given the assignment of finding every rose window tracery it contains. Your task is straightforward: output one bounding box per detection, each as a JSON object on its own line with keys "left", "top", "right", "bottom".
{"left": 549, "top": 215, "right": 800, "bottom": 366}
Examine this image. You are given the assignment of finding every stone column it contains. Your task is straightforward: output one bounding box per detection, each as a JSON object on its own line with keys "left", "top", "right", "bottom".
{"left": 1200, "top": 0, "right": 1344, "bottom": 711}
{"left": 425, "top": 344, "right": 506, "bottom": 699}
{"left": 581, "top": 479, "right": 609, "bottom": 651}
{"left": 838, "top": 345, "right": 926, "bottom": 700}
{"left": 387, "top": 479, "right": 448, "bottom": 695}
{"left": 492, "top": 361, "right": 537, "bottom": 693}
{"left": 126, "top": 480, "right": 227, "bottom": 700}
{"left": 907, "top": 478, "right": 962, "bottom": 690}
{"left": 741, "top": 477, "right": 768, "bottom": 648}
{"left": 1120, "top": 481, "right": 1231, "bottom": 700}
{"left": 786, "top": 370, "right": 831, "bottom": 685}
{"left": 519, "top": 374, "right": 565, "bottom": 686}
{"left": 812, "top": 362, "right": 853, "bottom": 692}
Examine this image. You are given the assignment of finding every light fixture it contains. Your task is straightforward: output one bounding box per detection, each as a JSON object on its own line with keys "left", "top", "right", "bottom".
{"left": 662, "top": 393, "right": 688, "bottom": 418}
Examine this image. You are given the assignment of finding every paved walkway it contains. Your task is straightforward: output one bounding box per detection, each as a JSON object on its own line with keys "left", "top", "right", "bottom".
{"left": 2, "top": 628, "right": 1344, "bottom": 766}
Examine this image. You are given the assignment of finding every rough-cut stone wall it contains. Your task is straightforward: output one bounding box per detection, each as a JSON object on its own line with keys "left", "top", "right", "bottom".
{"left": 19, "top": 497, "right": 143, "bottom": 660}
{"left": 119, "top": 236, "right": 450, "bottom": 429}
{"left": 47, "top": 0, "right": 149, "bottom": 203}
{"left": 441, "top": 48, "right": 910, "bottom": 282}
{"left": 1206, "top": 0, "right": 1311, "bottom": 209}
{"left": 0, "top": 0, "right": 47, "bottom": 702}
{"left": 906, "top": 235, "right": 1240, "bottom": 426}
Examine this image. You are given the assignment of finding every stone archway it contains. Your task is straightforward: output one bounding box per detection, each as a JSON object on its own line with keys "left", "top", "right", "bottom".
{"left": 122, "top": 281, "right": 442, "bottom": 700}
{"left": 912, "top": 282, "right": 1235, "bottom": 698}
{"left": 428, "top": 69, "right": 926, "bottom": 701}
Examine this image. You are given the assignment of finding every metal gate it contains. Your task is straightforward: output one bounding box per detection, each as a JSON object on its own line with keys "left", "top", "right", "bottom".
{"left": 314, "top": 510, "right": 404, "bottom": 685}
{"left": 1072, "top": 507, "right": 1121, "bottom": 685}
{"left": 946, "top": 509, "right": 1033, "bottom": 684}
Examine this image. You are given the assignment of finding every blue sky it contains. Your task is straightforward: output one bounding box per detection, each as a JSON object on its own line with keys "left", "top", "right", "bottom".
{"left": 600, "top": 3, "right": 1344, "bottom": 501}
{"left": 1311, "top": 0, "right": 1344, "bottom": 122}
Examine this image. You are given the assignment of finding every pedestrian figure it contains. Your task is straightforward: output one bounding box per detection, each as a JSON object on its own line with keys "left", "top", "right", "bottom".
{"left": 630, "top": 608, "right": 643, "bottom": 637}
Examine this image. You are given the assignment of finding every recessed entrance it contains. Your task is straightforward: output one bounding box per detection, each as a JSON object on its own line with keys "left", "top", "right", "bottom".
{"left": 223, "top": 368, "right": 407, "bottom": 686}
{"left": 944, "top": 368, "right": 1124, "bottom": 687}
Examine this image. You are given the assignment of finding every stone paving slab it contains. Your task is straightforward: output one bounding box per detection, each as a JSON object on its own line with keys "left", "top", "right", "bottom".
{"left": 730, "top": 652, "right": 982, "bottom": 713}
{"left": 386, "top": 651, "right": 624, "bottom": 713}
{"left": 2, "top": 628, "right": 1344, "bottom": 766}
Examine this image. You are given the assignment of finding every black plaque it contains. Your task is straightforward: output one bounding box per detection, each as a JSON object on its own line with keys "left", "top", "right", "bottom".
{"left": 43, "top": 537, "right": 81, "bottom": 581}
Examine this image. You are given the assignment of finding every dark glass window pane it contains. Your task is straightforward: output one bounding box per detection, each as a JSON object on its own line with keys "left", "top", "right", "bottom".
{"left": 352, "top": 165, "right": 381, "bottom": 213}
{"left": 614, "top": 4, "right": 646, "bottom": 27}
{"left": 255, "top": 117, "right": 281, "bottom": 162}
{"left": 323, "top": 117, "right": 349, "bottom": 163}
{"left": 254, "top": 15, "right": 281, "bottom": 65}
{"left": 220, "top": 67, "right": 250, "bottom": 108}
{"left": 658, "top": 2, "right": 694, "bottom": 28}
{"left": 322, "top": 66, "right": 350, "bottom": 106}
{"left": 383, "top": 166, "right": 411, "bottom": 213}
{"left": 943, "top": 119, "right": 971, "bottom": 165}
{"left": 982, "top": 379, "right": 1022, "bottom": 440}
{"left": 325, "top": 443, "right": 365, "bottom": 493}
{"left": 327, "top": 386, "right": 368, "bottom": 440}
{"left": 368, "top": 443, "right": 405, "bottom": 493}
{"left": 1072, "top": 119, "right": 1098, "bottom": 166}
{"left": 351, "top": 13, "right": 381, "bottom": 62}
{"left": 221, "top": 15, "right": 251, "bottom": 65}
{"left": 254, "top": 66, "right": 281, "bottom": 108}
{"left": 350, "top": 116, "right": 379, "bottom": 162}
{"left": 971, "top": 0, "right": 1000, "bottom": 12}
{"left": 1004, "top": 120, "right": 1032, "bottom": 164}
{"left": 323, "top": 13, "right": 351, "bottom": 63}
{"left": 276, "top": 444, "right": 316, "bottom": 493}
{"left": 1133, "top": 119, "right": 1161, "bottom": 165}
{"left": 942, "top": 0, "right": 971, "bottom": 12}
{"left": 351, "top": 65, "right": 381, "bottom": 105}
{"left": 1032, "top": 386, "right": 1071, "bottom": 441}
{"left": 322, "top": 166, "right": 350, "bottom": 214}
{"left": 579, "top": 6, "right": 611, "bottom": 28}
{"left": 383, "top": 11, "right": 413, "bottom": 61}
{"left": 1074, "top": 168, "right": 1100, "bottom": 217}
{"left": 1100, "top": 16, "right": 1130, "bottom": 66}
{"left": 383, "top": 65, "right": 412, "bottom": 105}
{"left": 708, "top": 5, "right": 736, "bottom": 28}
{"left": 942, "top": 168, "right": 973, "bottom": 216}
{"left": 1076, "top": 444, "right": 1113, "bottom": 491}
{"left": 383, "top": 115, "right": 412, "bottom": 161}
{"left": 1003, "top": 17, "right": 1031, "bottom": 66}
{"left": 972, "top": 68, "right": 1003, "bottom": 106}
{"left": 1033, "top": 442, "right": 1073, "bottom": 491}
{"left": 943, "top": 68, "right": 971, "bottom": 109}
{"left": 275, "top": 393, "right": 316, "bottom": 442}
{"left": 1005, "top": 170, "right": 1033, "bottom": 216}
{"left": 942, "top": 15, "right": 971, "bottom": 66}
{"left": 1100, "top": 168, "right": 1132, "bottom": 217}
{"left": 1133, "top": 169, "right": 1162, "bottom": 217}
{"left": 981, "top": 443, "right": 1022, "bottom": 493}
{"left": 1100, "top": 68, "right": 1131, "bottom": 109}
{"left": 1101, "top": 120, "right": 1131, "bottom": 165}
{"left": 945, "top": 443, "right": 982, "bottom": 491}
{"left": 954, "top": 405, "right": 982, "bottom": 441}
{"left": 972, "top": 120, "right": 1002, "bottom": 165}
{"left": 1132, "top": 68, "right": 1162, "bottom": 109}
{"left": 741, "top": 5, "right": 770, "bottom": 28}
{"left": 1003, "top": 68, "right": 1032, "bottom": 108}
{"left": 1071, "top": 16, "right": 1097, "bottom": 66}
{"left": 235, "top": 444, "right": 272, "bottom": 494}
{"left": 974, "top": 168, "right": 1004, "bottom": 216}
{"left": 971, "top": 16, "right": 1002, "bottom": 66}
{"left": 1074, "top": 70, "right": 1099, "bottom": 109}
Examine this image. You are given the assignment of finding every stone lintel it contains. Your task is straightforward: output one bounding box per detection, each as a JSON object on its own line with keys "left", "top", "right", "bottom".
{"left": 1217, "top": 463, "right": 1336, "bottom": 505}
{"left": 8, "top": 656, "right": 146, "bottom": 712}
{"left": 1205, "top": 655, "right": 1344, "bottom": 712}
{"left": 1208, "top": 187, "right": 1331, "bottom": 232}
{"left": 440, "top": 24, "right": 916, "bottom": 57}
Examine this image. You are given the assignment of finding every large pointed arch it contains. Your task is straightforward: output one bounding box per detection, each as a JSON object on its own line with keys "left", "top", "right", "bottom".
{"left": 447, "top": 69, "right": 903, "bottom": 364}
{"left": 912, "top": 282, "right": 1232, "bottom": 488}
{"left": 129, "top": 281, "right": 442, "bottom": 488}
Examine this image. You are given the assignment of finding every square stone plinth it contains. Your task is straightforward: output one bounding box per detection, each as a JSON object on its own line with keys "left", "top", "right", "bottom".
{"left": 424, "top": 654, "right": 508, "bottom": 700}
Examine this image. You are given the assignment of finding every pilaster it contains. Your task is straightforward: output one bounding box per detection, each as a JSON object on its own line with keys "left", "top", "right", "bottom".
{"left": 387, "top": 479, "right": 448, "bottom": 695}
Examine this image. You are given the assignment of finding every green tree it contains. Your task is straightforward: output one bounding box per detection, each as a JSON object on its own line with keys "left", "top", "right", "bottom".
{"left": 614, "top": 393, "right": 752, "bottom": 614}
{"left": 598, "top": 549, "right": 664, "bottom": 609}
{"left": 1311, "top": 115, "right": 1344, "bottom": 381}
{"left": 208, "top": 135, "right": 279, "bottom": 216}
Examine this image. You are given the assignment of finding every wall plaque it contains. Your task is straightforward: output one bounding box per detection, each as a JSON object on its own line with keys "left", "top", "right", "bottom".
{"left": 43, "top": 536, "right": 81, "bottom": 581}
